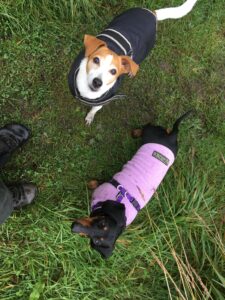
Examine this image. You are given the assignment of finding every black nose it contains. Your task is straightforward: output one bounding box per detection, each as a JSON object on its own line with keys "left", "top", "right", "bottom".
{"left": 92, "top": 78, "right": 102, "bottom": 89}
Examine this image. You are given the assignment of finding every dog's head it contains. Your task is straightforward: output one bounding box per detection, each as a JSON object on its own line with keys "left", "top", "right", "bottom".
{"left": 71, "top": 201, "right": 126, "bottom": 258}
{"left": 82, "top": 34, "right": 139, "bottom": 93}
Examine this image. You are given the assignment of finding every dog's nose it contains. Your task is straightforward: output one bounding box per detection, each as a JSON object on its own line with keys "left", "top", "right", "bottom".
{"left": 92, "top": 78, "right": 102, "bottom": 89}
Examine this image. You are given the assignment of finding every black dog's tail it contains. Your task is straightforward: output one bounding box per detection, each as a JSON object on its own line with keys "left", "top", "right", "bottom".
{"left": 171, "top": 110, "right": 193, "bottom": 135}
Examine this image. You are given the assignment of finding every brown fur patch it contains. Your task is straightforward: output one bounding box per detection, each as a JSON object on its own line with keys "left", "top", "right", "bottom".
{"left": 131, "top": 128, "right": 143, "bottom": 138}
{"left": 75, "top": 216, "right": 99, "bottom": 228}
{"left": 85, "top": 41, "right": 139, "bottom": 84}
{"left": 79, "top": 233, "right": 88, "bottom": 237}
{"left": 87, "top": 180, "right": 99, "bottom": 190}
{"left": 84, "top": 35, "right": 106, "bottom": 57}
{"left": 76, "top": 217, "right": 93, "bottom": 227}
{"left": 86, "top": 46, "right": 120, "bottom": 85}
{"left": 120, "top": 56, "right": 139, "bottom": 77}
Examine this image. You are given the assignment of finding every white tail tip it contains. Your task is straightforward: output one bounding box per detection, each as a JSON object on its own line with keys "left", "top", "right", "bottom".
{"left": 155, "top": 0, "right": 198, "bottom": 21}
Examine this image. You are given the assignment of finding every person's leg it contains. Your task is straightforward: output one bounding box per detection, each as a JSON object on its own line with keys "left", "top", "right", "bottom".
{"left": 9, "top": 183, "right": 37, "bottom": 210}
{"left": 0, "top": 139, "right": 11, "bottom": 167}
{"left": 0, "top": 179, "right": 14, "bottom": 225}
{"left": 0, "top": 123, "right": 37, "bottom": 225}
{"left": 0, "top": 179, "right": 37, "bottom": 225}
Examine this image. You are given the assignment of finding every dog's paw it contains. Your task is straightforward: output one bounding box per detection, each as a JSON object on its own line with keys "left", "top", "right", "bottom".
{"left": 87, "top": 180, "right": 99, "bottom": 190}
{"left": 131, "top": 128, "right": 143, "bottom": 138}
{"left": 85, "top": 113, "right": 95, "bottom": 125}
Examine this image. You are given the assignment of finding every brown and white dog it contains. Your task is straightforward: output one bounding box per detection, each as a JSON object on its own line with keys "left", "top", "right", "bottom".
{"left": 68, "top": 0, "right": 198, "bottom": 124}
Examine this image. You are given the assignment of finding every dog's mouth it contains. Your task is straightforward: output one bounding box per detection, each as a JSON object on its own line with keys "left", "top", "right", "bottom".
{"left": 89, "top": 84, "right": 99, "bottom": 92}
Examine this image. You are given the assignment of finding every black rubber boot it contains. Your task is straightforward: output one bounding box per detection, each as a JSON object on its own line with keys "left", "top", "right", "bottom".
{"left": 8, "top": 183, "right": 37, "bottom": 209}
{"left": 0, "top": 124, "right": 30, "bottom": 167}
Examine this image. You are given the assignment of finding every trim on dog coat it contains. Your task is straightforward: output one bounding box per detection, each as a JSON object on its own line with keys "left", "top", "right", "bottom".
{"left": 91, "top": 143, "right": 175, "bottom": 226}
{"left": 68, "top": 8, "right": 156, "bottom": 106}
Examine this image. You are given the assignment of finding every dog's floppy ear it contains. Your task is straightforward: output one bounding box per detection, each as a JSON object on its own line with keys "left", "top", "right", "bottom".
{"left": 96, "top": 200, "right": 126, "bottom": 227}
{"left": 90, "top": 240, "right": 114, "bottom": 259}
{"left": 71, "top": 217, "right": 93, "bottom": 236}
{"left": 120, "top": 56, "right": 139, "bottom": 77}
{"left": 84, "top": 34, "right": 106, "bottom": 57}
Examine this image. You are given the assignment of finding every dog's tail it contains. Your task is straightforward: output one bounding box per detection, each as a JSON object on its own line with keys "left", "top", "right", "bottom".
{"left": 155, "top": 0, "right": 198, "bottom": 21}
{"left": 171, "top": 110, "right": 193, "bottom": 135}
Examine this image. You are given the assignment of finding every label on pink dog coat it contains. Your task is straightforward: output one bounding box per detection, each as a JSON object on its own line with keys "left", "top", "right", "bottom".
{"left": 91, "top": 143, "right": 175, "bottom": 226}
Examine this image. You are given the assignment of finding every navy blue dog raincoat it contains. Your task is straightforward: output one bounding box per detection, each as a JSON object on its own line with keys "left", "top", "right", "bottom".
{"left": 68, "top": 8, "right": 157, "bottom": 106}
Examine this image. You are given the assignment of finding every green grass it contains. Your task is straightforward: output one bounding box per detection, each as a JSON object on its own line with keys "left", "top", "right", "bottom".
{"left": 0, "top": 0, "right": 225, "bottom": 299}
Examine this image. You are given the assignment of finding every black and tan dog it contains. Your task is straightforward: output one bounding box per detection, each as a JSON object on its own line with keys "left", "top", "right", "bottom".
{"left": 68, "top": 1, "right": 197, "bottom": 124}
{"left": 72, "top": 111, "right": 192, "bottom": 258}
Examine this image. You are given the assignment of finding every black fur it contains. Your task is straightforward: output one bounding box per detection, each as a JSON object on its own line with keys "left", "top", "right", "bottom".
{"left": 72, "top": 201, "right": 126, "bottom": 259}
{"left": 141, "top": 110, "right": 193, "bottom": 156}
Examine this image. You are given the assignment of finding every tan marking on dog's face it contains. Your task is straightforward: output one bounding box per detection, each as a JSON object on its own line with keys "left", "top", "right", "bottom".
{"left": 84, "top": 34, "right": 106, "bottom": 57}
{"left": 83, "top": 35, "right": 139, "bottom": 93}
{"left": 86, "top": 47, "right": 139, "bottom": 81}
{"left": 75, "top": 217, "right": 93, "bottom": 227}
{"left": 86, "top": 46, "right": 121, "bottom": 86}
{"left": 79, "top": 233, "right": 88, "bottom": 237}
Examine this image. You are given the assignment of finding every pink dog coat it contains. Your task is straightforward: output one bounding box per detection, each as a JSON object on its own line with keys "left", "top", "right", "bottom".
{"left": 91, "top": 143, "right": 175, "bottom": 226}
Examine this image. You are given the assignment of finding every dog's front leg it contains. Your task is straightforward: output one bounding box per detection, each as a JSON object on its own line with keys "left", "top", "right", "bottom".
{"left": 85, "top": 106, "right": 103, "bottom": 125}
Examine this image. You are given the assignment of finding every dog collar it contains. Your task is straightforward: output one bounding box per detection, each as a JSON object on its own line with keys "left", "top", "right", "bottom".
{"left": 92, "top": 178, "right": 141, "bottom": 212}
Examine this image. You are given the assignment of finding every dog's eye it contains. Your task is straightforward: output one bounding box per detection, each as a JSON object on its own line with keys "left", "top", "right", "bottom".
{"left": 93, "top": 57, "right": 100, "bottom": 64}
{"left": 98, "top": 219, "right": 106, "bottom": 228}
{"left": 110, "top": 69, "right": 117, "bottom": 75}
{"left": 93, "top": 238, "right": 101, "bottom": 245}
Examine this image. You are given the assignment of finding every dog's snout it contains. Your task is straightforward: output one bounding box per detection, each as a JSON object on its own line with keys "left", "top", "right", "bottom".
{"left": 92, "top": 78, "right": 102, "bottom": 89}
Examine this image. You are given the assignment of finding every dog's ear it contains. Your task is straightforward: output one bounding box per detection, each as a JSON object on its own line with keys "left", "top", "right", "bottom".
{"left": 90, "top": 240, "right": 114, "bottom": 259}
{"left": 84, "top": 35, "right": 106, "bottom": 57}
{"left": 100, "top": 201, "right": 126, "bottom": 227}
{"left": 71, "top": 217, "right": 94, "bottom": 236}
{"left": 120, "top": 56, "right": 139, "bottom": 77}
